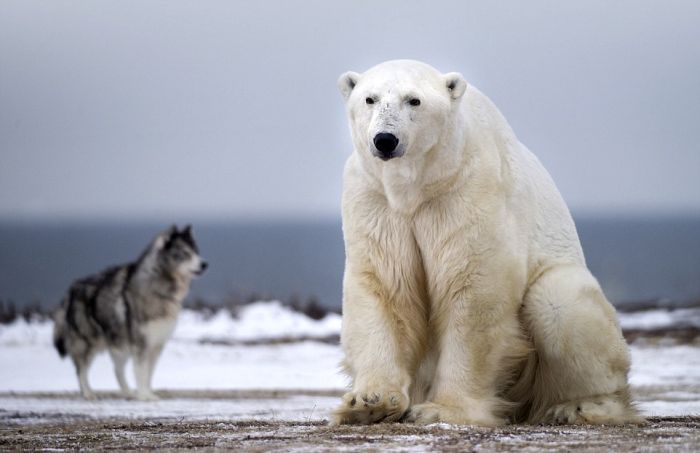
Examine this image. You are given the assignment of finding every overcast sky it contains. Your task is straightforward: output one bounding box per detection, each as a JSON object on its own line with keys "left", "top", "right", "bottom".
{"left": 1, "top": 1, "right": 699, "bottom": 221}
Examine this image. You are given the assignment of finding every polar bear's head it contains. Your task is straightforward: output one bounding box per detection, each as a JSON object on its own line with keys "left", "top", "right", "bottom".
{"left": 338, "top": 60, "right": 466, "bottom": 162}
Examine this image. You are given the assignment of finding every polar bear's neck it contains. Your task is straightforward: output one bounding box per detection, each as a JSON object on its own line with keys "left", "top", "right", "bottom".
{"left": 378, "top": 143, "right": 469, "bottom": 215}
{"left": 380, "top": 160, "right": 424, "bottom": 214}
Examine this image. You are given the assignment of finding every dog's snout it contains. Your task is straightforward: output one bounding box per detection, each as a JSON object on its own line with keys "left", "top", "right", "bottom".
{"left": 195, "top": 261, "right": 208, "bottom": 275}
{"left": 373, "top": 133, "right": 399, "bottom": 157}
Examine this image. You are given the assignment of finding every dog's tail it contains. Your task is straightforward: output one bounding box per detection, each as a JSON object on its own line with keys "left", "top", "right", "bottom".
{"left": 52, "top": 303, "right": 67, "bottom": 358}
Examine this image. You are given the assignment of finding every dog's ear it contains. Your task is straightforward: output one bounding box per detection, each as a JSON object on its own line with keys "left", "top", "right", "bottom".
{"left": 181, "top": 224, "right": 194, "bottom": 244}
{"left": 181, "top": 224, "right": 199, "bottom": 251}
{"left": 155, "top": 225, "right": 178, "bottom": 250}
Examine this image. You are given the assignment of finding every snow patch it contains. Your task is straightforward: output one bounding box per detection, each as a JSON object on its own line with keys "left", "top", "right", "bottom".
{"left": 174, "top": 301, "right": 341, "bottom": 343}
{"left": 618, "top": 308, "right": 700, "bottom": 330}
{"left": 2, "top": 301, "right": 700, "bottom": 419}
{"left": 0, "top": 300, "right": 342, "bottom": 347}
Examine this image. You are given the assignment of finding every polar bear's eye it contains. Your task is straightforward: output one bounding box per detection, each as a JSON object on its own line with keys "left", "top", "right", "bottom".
{"left": 365, "top": 97, "right": 375, "bottom": 105}
{"left": 408, "top": 98, "right": 421, "bottom": 106}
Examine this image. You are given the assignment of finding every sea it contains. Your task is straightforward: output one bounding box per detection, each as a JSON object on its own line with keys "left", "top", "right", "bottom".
{"left": 0, "top": 216, "right": 698, "bottom": 311}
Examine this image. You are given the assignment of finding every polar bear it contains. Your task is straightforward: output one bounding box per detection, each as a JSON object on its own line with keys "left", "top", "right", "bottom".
{"left": 332, "top": 60, "right": 641, "bottom": 426}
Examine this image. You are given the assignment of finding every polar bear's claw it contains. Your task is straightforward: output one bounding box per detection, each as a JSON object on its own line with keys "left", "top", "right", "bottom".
{"left": 330, "top": 390, "right": 408, "bottom": 425}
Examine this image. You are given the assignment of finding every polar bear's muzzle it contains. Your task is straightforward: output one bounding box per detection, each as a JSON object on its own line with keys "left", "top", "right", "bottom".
{"left": 372, "top": 132, "right": 403, "bottom": 161}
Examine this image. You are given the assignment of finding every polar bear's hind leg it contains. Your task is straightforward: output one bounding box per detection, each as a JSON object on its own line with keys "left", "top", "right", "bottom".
{"left": 521, "top": 265, "right": 644, "bottom": 425}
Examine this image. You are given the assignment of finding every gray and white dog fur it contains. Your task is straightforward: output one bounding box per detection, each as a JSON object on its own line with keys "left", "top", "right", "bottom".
{"left": 53, "top": 225, "right": 207, "bottom": 400}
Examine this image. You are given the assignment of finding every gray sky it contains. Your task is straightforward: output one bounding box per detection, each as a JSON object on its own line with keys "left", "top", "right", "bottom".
{"left": 1, "top": 0, "right": 699, "bottom": 220}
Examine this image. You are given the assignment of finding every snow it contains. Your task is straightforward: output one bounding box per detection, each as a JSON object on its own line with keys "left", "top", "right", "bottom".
{"left": 629, "top": 344, "right": 700, "bottom": 387}
{"left": 0, "top": 301, "right": 341, "bottom": 347}
{"left": 0, "top": 394, "right": 338, "bottom": 423}
{"left": 640, "top": 400, "right": 700, "bottom": 417}
{"left": 0, "top": 301, "right": 347, "bottom": 392}
{"left": 175, "top": 301, "right": 342, "bottom": 343}
{"left": 618, "top": 308, "right": 700, "bottom": 331}
{"left": 0, "top": 316, "right": 53, "bottom": 346}
{"left": 1, "top": 301, "right": 699, "bottom": 422}
{"left": 0, "top": 341, "right": 346, "bottom": 392}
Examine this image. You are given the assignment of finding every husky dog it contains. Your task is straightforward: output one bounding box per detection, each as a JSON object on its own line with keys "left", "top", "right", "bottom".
{"left": 53, "top": 225, "right": 207, "bottom": 400}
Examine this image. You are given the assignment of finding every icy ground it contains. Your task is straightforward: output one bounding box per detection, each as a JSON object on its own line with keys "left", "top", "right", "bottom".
{"left": 1, "top": 301, "right": 699, "bottom": 424}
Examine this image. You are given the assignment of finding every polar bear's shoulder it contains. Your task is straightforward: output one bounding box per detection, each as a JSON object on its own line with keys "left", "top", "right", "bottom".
{"left": 511, "top": 143, "right": 585, "bottom": 264}
{"left": 461, "top": 86, "right": 585, "bottom": 264}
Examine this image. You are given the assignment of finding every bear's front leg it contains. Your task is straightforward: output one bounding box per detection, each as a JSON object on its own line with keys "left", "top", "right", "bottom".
{"left": 331, "top": 262, "right": 428, "bottom": 425}
{"left": 405, "top": 283, "right": 527, "bottom": 426}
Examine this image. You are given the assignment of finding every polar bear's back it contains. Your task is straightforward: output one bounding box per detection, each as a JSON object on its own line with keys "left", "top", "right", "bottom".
{"left": 514, "top": 141, "right": 586, "bottom": 266}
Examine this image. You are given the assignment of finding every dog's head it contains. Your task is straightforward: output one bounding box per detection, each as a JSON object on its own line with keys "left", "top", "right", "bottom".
{"left": 155, "top": 225, "right": 208, "bottom": 278}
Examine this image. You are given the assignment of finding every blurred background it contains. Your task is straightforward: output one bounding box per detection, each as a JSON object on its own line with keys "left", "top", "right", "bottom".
{"left": 1, "top": 0, "right": 699, "bottom": 312}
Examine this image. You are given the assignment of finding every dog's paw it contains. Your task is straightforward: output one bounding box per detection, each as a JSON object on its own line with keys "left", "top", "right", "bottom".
{"left": 121, "top": 389, "right": 137, "bottom": 400}
{"left": 330, "top": 390, "right": 408, "bottom": 425}
{"left": 404, "top": 402, "right": 505, "bottom": 426}
{"left": 136, "top": 391, "right": 160, "bottom": 402}
{"left": 81, "top": 390, "right": 97, "bottom": 401}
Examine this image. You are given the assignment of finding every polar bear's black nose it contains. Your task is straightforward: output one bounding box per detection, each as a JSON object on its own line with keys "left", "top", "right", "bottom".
{"left": 373, "top": 133, "right": 399, "bottom": 157}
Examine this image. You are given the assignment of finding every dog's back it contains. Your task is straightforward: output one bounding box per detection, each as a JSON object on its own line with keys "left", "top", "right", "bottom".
{"left": 53, "top": 265, "right": 132, "bottom": 360}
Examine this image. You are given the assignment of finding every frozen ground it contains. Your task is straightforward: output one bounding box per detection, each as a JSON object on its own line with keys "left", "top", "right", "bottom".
{"left": 1, "top": 302, "right": 699, "bottom": 451}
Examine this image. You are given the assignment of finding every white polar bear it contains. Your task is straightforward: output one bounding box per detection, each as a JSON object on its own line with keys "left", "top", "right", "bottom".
{"left": 332, "top": 60, "right": 642, "bottom": 426}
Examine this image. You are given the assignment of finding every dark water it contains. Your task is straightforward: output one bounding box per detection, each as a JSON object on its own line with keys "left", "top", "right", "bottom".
{"left": 0, "top": 217, "right": 698, "bottom": 310}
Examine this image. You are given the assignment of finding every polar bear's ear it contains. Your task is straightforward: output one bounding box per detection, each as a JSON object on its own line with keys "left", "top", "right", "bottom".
{"left": 338, "top": 71, "right": 360, "bottom": 101}
{"left": 444, "top": 72, "right": 467, "bottom": 100}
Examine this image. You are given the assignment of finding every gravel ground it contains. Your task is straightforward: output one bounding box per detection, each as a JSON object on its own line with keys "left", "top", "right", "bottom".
{"left": 1, "top": 416, "right": 698, "bottom": 452}
{"left": 1, "top": 390, "right": 699, "bottom": 452}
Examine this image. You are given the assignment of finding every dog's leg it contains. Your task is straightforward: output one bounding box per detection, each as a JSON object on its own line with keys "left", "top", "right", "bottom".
{"left": 109, "top": 347, "right": 132, "bottom": 398}
{"left": 73, "top": 349, "right": 97, "bottom": 400}
{"left": 522, "top": 265, "right": 643, "bottom": 424}
{"left": 133, "top": 348, "right": 158, "bottom": 401}
{"left": 146, "top": 343, "right": 165, "bottom": 390}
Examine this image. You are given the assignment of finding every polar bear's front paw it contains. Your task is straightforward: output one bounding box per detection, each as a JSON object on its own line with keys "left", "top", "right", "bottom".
{"left": 331, "top": 390, "right": 409, "bottom": 425}
{"left": 404, "top": 402, "right": 505, "bottom": 426}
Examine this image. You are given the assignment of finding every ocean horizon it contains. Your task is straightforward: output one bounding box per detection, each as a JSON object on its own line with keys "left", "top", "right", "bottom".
{"left": 1, "top": 215, "right": 699, "bottom": 311}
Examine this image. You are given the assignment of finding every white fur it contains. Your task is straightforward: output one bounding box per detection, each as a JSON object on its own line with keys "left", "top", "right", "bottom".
{"left": 332, "top": 60, "right": 641, "bottom": 426}
{"left": 183, "top": 254, "right": 204, "bottom": 276}
{"left": 141, "top": 318, "right": 178, "bottom": 349}
{"left": 133, "top": 317, "right": 178, "bottom": 400}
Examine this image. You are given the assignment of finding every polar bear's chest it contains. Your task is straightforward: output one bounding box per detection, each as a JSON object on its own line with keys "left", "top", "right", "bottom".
{"left": 410, "top": 199, "right": 518, "bottom": 291}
